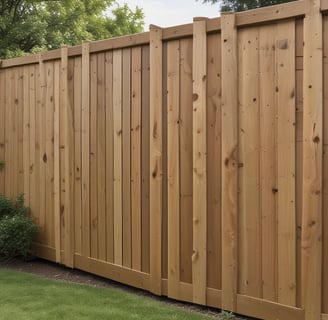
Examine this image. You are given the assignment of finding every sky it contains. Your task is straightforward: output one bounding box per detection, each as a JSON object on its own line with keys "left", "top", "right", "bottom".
{"left": 115, "top": 0, "right": 220, "bottom": 29}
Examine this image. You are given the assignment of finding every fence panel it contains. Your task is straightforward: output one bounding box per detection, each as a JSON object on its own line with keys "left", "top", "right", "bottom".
{"left": 1, "top": 1, "right": 328, "bottom": 320}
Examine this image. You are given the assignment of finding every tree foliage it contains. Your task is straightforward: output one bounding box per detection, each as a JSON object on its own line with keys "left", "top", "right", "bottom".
{"left": 0, "top": 0, "right": 144, "bottom": 59}
{"left": 200, "top": 0, "right": 297, "bottom": 12}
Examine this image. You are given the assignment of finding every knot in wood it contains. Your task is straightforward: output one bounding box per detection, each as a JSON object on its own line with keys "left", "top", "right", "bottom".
{"left": 313, "top": 136, "right": 320, "bottom": 144}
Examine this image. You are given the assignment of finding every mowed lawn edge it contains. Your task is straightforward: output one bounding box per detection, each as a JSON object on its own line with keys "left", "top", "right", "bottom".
{"left": 0, "top": 268, "right": 214, "bottom": 320}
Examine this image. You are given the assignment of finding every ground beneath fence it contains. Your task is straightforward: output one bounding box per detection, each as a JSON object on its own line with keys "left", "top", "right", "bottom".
{"left": 0, "top": 257, "right": 256, "bottom": 320}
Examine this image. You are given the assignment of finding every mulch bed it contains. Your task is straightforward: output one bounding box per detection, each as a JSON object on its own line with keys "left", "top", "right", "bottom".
{"left": 0, "top": 256, "right": 257, "bottom": 320}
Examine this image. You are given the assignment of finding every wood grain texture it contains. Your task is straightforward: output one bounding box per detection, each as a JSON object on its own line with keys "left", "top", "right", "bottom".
{"left": 54, "top": 61, "right": 61, "bottom": 262}
{"left": 97, "top": 53, "right": 106, "bottom": 261}
{"left": 0, "top": 70, "right": 5, "bottom": 194}
{"left": 23, "top": 66, "right": 30, "bottom": 207}
{"left": 167, "top": 39, "right": 180, "bottom": 300}
{"left": 221, "top": 13, "right": 238, "bottom": 311}
{"left": 81, "top": 42, "right": 91, "bottom": 258}
{"left": 149, "top": 26, "right": 163, "bottom": 294}
{"left": 192, "top": 19, "right": 207, "bottom": 305}
{"left": 122, "top": 48, "right": 132, "bottom": 268}
{"left": 113, "top": 49, "right": 123, "bottom": 266}
{"left": 323, "top": 14, "right": 328, "bottom": 316}
{"left": 73, "top": 57, "right": 82, "bottom": 256}
{"left": 105, "top": 51, "right": 114, "bottom": 263}
{"left": 39, "top": 56, "right": 47, "bottom": 242}
{"left": 45, "top": 61, "right": 55, "bottom": 247}
{"left": 141, "top": 45, "right": 150, "bottom": 274}
{"left": 62, "top": 47, "right": 75, "bottom": 267}
{"left": 207, "top": 33, "right": 222, "bottom": 291}
{"left": 90, "top": 53, "right": 98, "bottom": 259}
{"left": 295, "top": 17, "right": 303, "bottom": 309}
{"left": 302, "top": 1, "right": 323, "bottom": 319}
{"left": 238, "top": 26, "right": 261, "bottom": 298}
{"left": 259, "top": 24, "right": 277, "bottom": 303}
{"left": 180, "top": 38, "right": 193, "bottom": 285}
{"left": 276, "top": 20, "right": 296, "bottom": 306}
{"left": 0, "top": 70, "right": 4, "bottom": 194}
{"left": 131, "top": 47, "right": 142, "bottom": 271}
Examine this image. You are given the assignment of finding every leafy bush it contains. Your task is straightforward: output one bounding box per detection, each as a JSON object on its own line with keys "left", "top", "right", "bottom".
{"left": 0, "top": 214, "right": 38, "bottom": 258}
{"left": 0, "top": 194, "right": 28, "bottom": 220}
{"left": 0, "top": 194, "right": 38, "bottom": 259}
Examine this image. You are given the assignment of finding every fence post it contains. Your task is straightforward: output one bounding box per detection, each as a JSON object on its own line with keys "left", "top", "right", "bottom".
{"left": 192, "top": 17, "right": 207, "bottom": 305}
{"left": 149, "top": 24, "right": 163, "bottom": 295}
{"left": 221, "top": 12, "right": 238, "bottom": 312}
{"left": 54, "top": 54, "right": 61, "bottom": 263}
{"left": 302, "top": 0, "right": 323, "bottom": 319}
{"left": 81, "top": 42, "right": 91, "bottom": 258}
{"left": 61, "top": 46, "right": 75, "bottom": 268}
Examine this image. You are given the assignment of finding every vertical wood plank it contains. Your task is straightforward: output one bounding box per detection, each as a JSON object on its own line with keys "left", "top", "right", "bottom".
{"left": 238, "top": 26, "right": 261, "bottom": 298}
{"left": 81, "top": 42, "right": 91, "bottom": 258}
{"left": 207, "top": 33, "right": 222, "bottom": 291}
{"left": 122, "top": 48, "right": 132, "bottom": 268}
{"left": 0, "top": 70, "right": 5, "bottom": 194}
{"left": 259, "top": 24, "right": 277, "bottom": 302}
{"left": 34, "top": 65, "right": 41, "bottom": 236}
{"left": 221, "top": 13, "right": 238, "bottom": 311}
{"left": 6, "top": 69, "right": 14, "bottom": 197}
{"left": 45, "top": 61, "right": 55, "bottom": 247}
{"left": 97, "top": 53, "right": 106, "bottom": 261}
{"left": 59, "top": 60, "right": 66, "bottom": 251}
{"left": 113, "top": 49, "right": 123, "bottom": 266}
{"left": 276, "top": 20, "right": 296, "bottom": 306}
{"left": 302, "top": 0, "right": 323, "bottom": 319}
{"left": 73, "top": 57, "right": 82, "bottom": 256}
{"left": 162, "top": 42, "right": 169, "bottom": 280}
{"left": 4, "top": 70, "right": 10, "bottom": 196}
{"left": 90, "top": 53, "right": 98, "bottom": 259}
{"left": 23, "top": 66, "right": 30, "bottom": 206}
{"left": 295, "top": 17, "right": 304, "bottom": 309}
{"left": 131, "top": 47, "right": 142, "bottom": 271}
{"left": 62, "top": 47, "right": 74, "bottom": 267}
{"left": 150, "top": 25, "right": 163, "bottom": 294}
{"left": 105, "top": 51, "right": 114, "bottom": 263}
{"left": 192, "top": 18, "right": 207, "bottom": 305}
{"left": 141, "top": 45, "right": 150, "bottom": 273}
{"left": 39, "top": 56, "right": 46, "bottom": 241}
{"left": 29, "top": 65, "right": 38, "bottom": 237}
{"left": 180, "top": 38, "right": 193, "bottom": 285}
{"left": 167, "top": 39, "right": 180, "bottom": 299}
{"left": 323, "top": 15, "right": 328, "bottom": 316}
{"left": 54, "top": 60, "right": 61, "bottom": 262}
{"left": 17, "top": 68, "right": 24, "bottom": 195}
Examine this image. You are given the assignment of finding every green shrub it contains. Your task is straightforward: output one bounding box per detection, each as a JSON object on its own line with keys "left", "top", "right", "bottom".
{"left": 0, "top": 194, "right": 38, "bottom": 259}
{"left": 0, "top": 213, "right": 38, "bottom": 258}
{"left": 0, "top": 194, "right": 28, "bottom": 220}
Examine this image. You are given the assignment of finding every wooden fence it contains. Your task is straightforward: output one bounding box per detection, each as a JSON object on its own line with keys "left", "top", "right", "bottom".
{"left": 0, "top": 0, "right": 328, "bottom": 319}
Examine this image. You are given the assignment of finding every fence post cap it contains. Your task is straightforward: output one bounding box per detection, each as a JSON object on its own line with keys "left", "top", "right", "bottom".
{"left": 149, "top": 24, "right": 162, "bottom": 30}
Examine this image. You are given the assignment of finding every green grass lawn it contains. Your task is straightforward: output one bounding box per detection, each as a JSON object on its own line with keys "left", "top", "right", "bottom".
{"left": 0, "top": 269, "right": 214, "bottom": 320}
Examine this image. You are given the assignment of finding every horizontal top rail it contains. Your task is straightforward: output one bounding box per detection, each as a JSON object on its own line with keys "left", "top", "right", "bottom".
{"left": 0, "top": 0, "right": 313, "bottom": 69}
{"left": 236, "top": 0, "right": 306, "bottom": 27}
